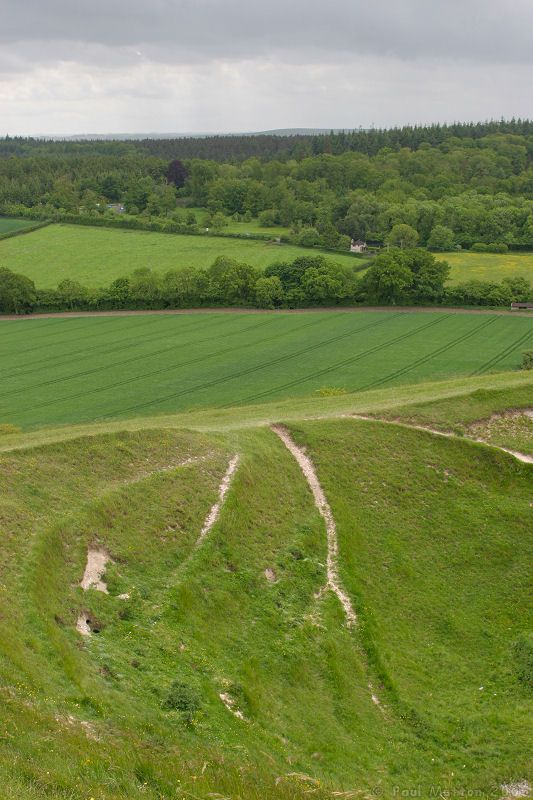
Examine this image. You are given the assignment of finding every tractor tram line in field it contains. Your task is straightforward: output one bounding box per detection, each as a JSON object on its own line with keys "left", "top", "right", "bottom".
{"left": 357, "top": 315, "right": 500, "bottom": 392}
{"left": 0, "top": 315, "right": 280, "bottom": 410}
{"left": 0, "top": 309, "right": 531, "bottom": 428}
{"left": 0, "top": 314, "right": 280, "bottom": 398}
{"left": 3, "top": 310, "right": 270, "bottom": 378}
{"left": 106, "top": 313, "right": 409, "bottom": 419}
{"left": 0, "top": 313, "right": 214, "bottom": 380}
{"left": 4, "top": 307, "right": 227, "bottom": 362}
{"left": 0, "top": 316, "right": 84, "bottom": 341}
{"left": 0, "top": 317, "right": 122, "bottom": 356}
{"left": 1, "top": 314, "right": 125, "bottom": 359}
{"left": 0, "top": 313, "right": 175, "bottom": 376}
{"left": 0, "top": 312, "right": 348, "bottom": 419}
{"left": 470, "top": 327, "right": 533, "bottom": 376}
{"left": 229, "top": 313, "right": 452, "bottom": 408}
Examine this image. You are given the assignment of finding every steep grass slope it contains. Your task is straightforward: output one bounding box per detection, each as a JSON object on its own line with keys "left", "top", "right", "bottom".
{"left": 1, "top": 310, "right": 531, "bottom": 429}
{"left": 0, "top": 380, "right": 531, "bottom": 799}
{"left": 289, "top": 419, "right": 532, "bottom": 794}
{"left": 465, "top": 411, "right": 533, "bottom": 456}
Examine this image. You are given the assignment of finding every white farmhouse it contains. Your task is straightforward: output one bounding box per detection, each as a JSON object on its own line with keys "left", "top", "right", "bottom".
{"left": 350, "top": 238, "right": 367, "bottom": 253}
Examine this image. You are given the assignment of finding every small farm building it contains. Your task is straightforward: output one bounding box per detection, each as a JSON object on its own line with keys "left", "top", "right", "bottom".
{"left": 350, "top": 239, "right": 367, "bottom": 253}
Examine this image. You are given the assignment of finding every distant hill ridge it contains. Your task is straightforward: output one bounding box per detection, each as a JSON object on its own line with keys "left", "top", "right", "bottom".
{"left": 2, "top": 118, "right": 533, "bottom": 161}
{"left": 39, "top": 128, "right": 359, "bottom": 141}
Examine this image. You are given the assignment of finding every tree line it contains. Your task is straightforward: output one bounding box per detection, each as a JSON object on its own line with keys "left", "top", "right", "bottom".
{"left": 1, "top": 250, "right": 531, "bottom": 315}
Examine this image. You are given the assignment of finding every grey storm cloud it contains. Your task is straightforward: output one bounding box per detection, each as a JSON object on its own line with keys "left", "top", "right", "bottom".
{"left": 2, "top": 0, "right": 533, "bottom": 66}
{"left": 1, "top": 0, "right": 532, "bottom": 136}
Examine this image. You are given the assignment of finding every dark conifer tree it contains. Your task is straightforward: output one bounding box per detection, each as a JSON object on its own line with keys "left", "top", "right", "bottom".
{"left": 166, "top": 159, "right": 188, "bottom": 188}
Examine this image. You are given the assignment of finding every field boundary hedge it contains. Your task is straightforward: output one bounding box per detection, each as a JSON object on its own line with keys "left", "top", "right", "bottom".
{"left": 0, "top": 220, "right": 52, "bottom": 242}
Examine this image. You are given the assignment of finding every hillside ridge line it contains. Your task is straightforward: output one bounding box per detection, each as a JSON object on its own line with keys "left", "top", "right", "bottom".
{"left": 351, "top": 415, "right": 533, "bottom": 464}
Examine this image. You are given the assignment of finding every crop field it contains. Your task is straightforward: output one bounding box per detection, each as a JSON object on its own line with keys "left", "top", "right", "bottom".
{"left": 0, "top": 216, "right": 39, "bottom": 235}
{"left": 0, "top": 309, "right": 531, "bottom": 429}
{"left": 445, "top": 250, "right": 533, "bottom": 284}
{"left": 0, "top": 223, "right": 363, "bottom": 287}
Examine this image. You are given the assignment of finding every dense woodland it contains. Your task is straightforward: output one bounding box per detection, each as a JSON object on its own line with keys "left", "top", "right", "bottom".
{"left": 1, "top": 120, "right": 533, "bottom": 251}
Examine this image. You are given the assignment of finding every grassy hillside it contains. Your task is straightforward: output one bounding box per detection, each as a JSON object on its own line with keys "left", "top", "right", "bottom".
{"left": 0, "top": 310, "right": 531, "bottom": 429}
{"left": 465, "top": 412, "right": 533, "bottom": 456}
{"left": 290, "top": 418, "right": 532, "bottom": 793}
{"left": 0, "top": 224, "right": 363, "bottom": 287}
{"left": 0, "top": 376, "right": 531, "bottom": 799}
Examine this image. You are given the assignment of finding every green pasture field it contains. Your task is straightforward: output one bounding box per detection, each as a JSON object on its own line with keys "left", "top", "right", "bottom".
{"left": 0, "top": 309, "right": 531, "bottom": 429}
{"left": 0, "top": 216, "right": 39, "bottom": 235}
{"left": 445, "top": 250, "right": 533, "bottom": 284}
{"left": 0, "top": 223, "right": 362, "bottom": 287}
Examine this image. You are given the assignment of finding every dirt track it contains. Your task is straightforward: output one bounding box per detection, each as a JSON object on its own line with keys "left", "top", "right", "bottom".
{"left": 272, "top": 424, "right": 357, "bottom": 627}
{"left": 1, "top": 305, "right": 532, "bottom": 322}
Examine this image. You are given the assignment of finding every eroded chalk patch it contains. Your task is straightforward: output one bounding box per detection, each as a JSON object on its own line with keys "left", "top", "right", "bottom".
{"left": 80, "top": 548, "right": 112, "bottom": 594}
{"left": 195, "top": 455, "right": 240, "bottom": 549}
{"left": 76, "top": 614, "right": 92, "bottom": 637}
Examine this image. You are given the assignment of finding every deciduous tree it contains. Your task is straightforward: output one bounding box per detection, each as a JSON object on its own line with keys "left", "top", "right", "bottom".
{"left": 386, "top": 223, "right": 420, "bottom": 249}
{"left": 0, "top": 267, "right": 36, "bottom": 314}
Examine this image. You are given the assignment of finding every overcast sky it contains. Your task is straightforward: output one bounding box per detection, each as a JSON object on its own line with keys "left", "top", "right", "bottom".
{"left": 1, "top": 0, "right": 532, "bottom": 136}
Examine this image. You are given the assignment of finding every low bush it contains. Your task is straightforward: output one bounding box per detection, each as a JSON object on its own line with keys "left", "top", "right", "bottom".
{"left": 0, "top": 424, "right": 21, "bottom": 436}
{"left": 258, "top": 209, "right": 279, "bottom": 227}
{"left": 513, "top": 633, "right": 533, "bottom": 690}
{"left": 521, "top": 351, "right": 533, "bottom": 370}
{"left": 469, "top": 241, "right": 508, "bottom": 253}
{"left": 297, "top": 228, "right": 322, "bottom": 247}
{"left": 161, "top": 679, "right": 202, "bottom": 722}
{"left": 315, "top": 386, "right": 348, "bottom": 397}
{"left": 486, "top": 242, "right": 509, "bottom": 253}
